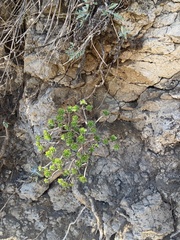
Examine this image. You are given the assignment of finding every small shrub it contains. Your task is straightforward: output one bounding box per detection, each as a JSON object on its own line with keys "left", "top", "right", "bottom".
{"left": 36, "top": 100, "right": 119, "bottom": 188}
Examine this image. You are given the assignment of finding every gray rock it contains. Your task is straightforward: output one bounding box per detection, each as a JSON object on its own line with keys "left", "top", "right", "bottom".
{"left": 48, "top": 185, "right": 80, "bottom": 212}
{"left": 18, "top": 181, "right": 49, "bottom": 201}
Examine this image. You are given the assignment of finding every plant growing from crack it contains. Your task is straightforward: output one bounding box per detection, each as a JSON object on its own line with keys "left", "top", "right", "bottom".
{"left": 35, "top": 99, "right": 119, "bottom": 188}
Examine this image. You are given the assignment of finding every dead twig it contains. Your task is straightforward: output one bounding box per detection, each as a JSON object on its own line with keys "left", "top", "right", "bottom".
{"left": 62, "top": 206, "right": 86, "bottom": 240}
{"left": 0, "top": 120, "right": 9, "bottom": 161}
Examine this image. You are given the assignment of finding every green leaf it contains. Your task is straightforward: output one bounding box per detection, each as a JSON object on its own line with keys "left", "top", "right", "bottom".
{"left": 110, "top": 135, "right": 117, "bottom": 141}
{"left": 44, "top": 179, "right": 49, "bottom": 184}
{"left": 80, "top": 99, "right": 87, "bottom": 105}
{"left": 58, "top": 108, "right": 65, "bottom": 115}
{"left": 72, "top": 115, "right": 79, "bottom": 121}
{"left": 71, "top": 116, "right": 78, "bottom": 127}
{"left": 89, "top": 144, "right": 97, "bottom": 153}
{"left": 43, "top": 130, "right": 51, "bottom": 141}
{"left": 64, "top": 124, "right": 69, "bottom": 131}
{"left": 94, "top": 135, "right": 100, "bottom": 142}
{"left": 67, "top": 106, "right": 73, "bottom": 112}
{"left": 80, "top": 154, "right": 89, "bottom": 163}
{"left": 86, "top": 105, "right": 93, "bottom": 112}
{"left": 61, "top": 134, "right": 66, "bottom": 141}
{"left": 71, "top": 168, "right": 78, "bottom": 175}
{"left": 38, "top": 166, "right": 42, "bottom": 172}
{"left": 66, "top": 138, "right": 73, "bottom": 146}
{"left": 114, "top": 144, "right": 119, "bottom": 151}
{"left": 72, "top": 105, "right": 80, "bottom": 112}
{"left": 63, "top": 169, "right": 71, "bottom": 176}
{"left": 45, "top": 146, "right": 56, "bottom": 159}
{"left": 77, "top": 135, "right": 85, "bottom": 144}
{"left": 58, "top": 178, "right": 70, "bottom": 188}
{"left": 49, "top": 146, "right": 56, "bottom": 153}
{"left": 90, "top": 127, "right": 97, "bottom": 134}
{"left": 79, "top": 127, "right": 87, "bottom": 134}
{"left": 87, "top": 120, "right": 95, "bottom": 128}
{"left": 102, "top": 110, "right": 110, "bottom": 116}
{"left": 75, "top": 159, "right": 82, "bottom": 168}
{"left": 35, "top": 135, "right": 41, "bottom": 141}
{"left": 113, "top": 13, "right": 122, "bottom": 21}
{"left": 50, "top": 165, "right": 56, "bottom": 171}
{"left": 56, "top": 115, "right": 64, "bottom": 123}
{"left": 119, "top": 26, "right": 128, "bottom": 39}
{"left": 108, "top": 3, "right": 118, "bottom": 10}
{"left": 76, "top": 152, "right": 81, "bottom": 158}
{"left": 78, "top": 175, "right": 87, "bottom": 183}
{"left": 44, "top": 168, "right": 51, "bottom": 178}
{"left": 62, "top": 149, "right": 72, "bottom": 158}
{"left": 48, "top": 119, "right": 55, "bottom": 129}
{"left": 103, "top": 138, "right": 109, "bottom": 145}
{"left": 70, "top": 143, "right": 79, "bottom": 151}
{"left": 37, "top": 145, "right": 44, "bottom": 152}
{"left": 53, "top": 158, "right": 62, "bottom": 165}
{"left": 3, "top": 121, "right": 9, "bottom": 129}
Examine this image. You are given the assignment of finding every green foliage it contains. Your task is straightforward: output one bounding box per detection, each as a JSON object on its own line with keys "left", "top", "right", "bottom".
{"left": 119, "top": 26, "right": 128, "bottom": 40}
{"left": 66, "top": 42, "right": 85, "bottom": 61}
{"left": 76, "top": 0, "right": 97, "bottom": 26}
{"left": 102, "top": 110, "right": 110, "bottom": 116}
{"left": 35, "top": 100, "right": 119, "bottom": 188}
{"left": 102, "top": 3, "right": 123, "bottom": 21}
{"left": 65, "top": 1, "right": 128, "bottom": 62}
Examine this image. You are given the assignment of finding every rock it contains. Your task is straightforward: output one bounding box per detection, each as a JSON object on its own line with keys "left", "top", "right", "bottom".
{"left": 133, "top": 90, "right": 180, "bottom": 153}
{"left": 107, "top": 75, "right": 147, "bottom": 102}
{"left": 120, "top": 47, "right": 180, "bottom": 79}
{"left": 169, "top": 82, "right": 180, "bottom": 99}
{"left": 24, "top": 54, "right": 58, "bottom": 80}
{"left": 154, "top": 77, "right": 179, "bottom": 90}
{"left": 18, "top": 86, "right": 70, "bottom": 136}
{"left": 121, "top": 193, "right": 174, "bottom": 240}
{"left": 119, "top": 2, "right": 155, "bottom": 37}
{"left": 18, "top": 181, "right": 49, "bottom": 201}
{"left": 167, "top": 22, "right": 180, "bottom": 43}
{"left": 83, "top": 53, "right": 99, "bottom": 73}
{"left": 163, "top": 2, "right": 180, "bottom": 12}
{"left": 97, "top": 93, "right": 119, "bottom": 123}
{"left": 142, "top": 37, "right": 175, "bottom": 54}
{"left": 153, "top": 12, "right": 177, "bottom": 27}
{"left": 92, "top": 144, "right": 109, "bottom": 158}
{"left": 48, "top": 185, "right": 80, "bottom": 212}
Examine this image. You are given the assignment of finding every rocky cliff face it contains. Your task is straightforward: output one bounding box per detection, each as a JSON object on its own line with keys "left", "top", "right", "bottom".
{"left": 0, "top": 0, "right": 180, "bottom": 239}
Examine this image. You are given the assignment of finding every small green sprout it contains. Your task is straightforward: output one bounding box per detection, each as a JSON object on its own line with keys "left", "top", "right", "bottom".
{"left": 79, "top": 127, "right": 87, "bottom": 134}
{"left": 102, "top": 110, "right": 110, "bottom": 116}
{"left": 103, "top": 138, "right": 109, "bottom": 145}
{"left": 45, "top": 146, "right": 56, "bottom": 159}
{"left": 48, "top": 119, "right": 55, "bottom": 129}
{"left": 80, "top": 99, "right": 87, "bottom": 105}
{"left": 43, "top": 130, "right": 51, "bottom": 141}
{"left": 58, "top": 178, "right": 70, "bottom": 188}
{"left": 110, "top": 135, "right": 117, "bottom": 141}
{"left": 113, "top": 144, "right": 120, "bottom": 151}
{"left": 62, "top": 149, "right": 72, "bottom": 158}
{"left": 86, "top": 105, "right": 93, "bottom": 112}
{"left": 78, "top": 175, "right": 87, "bottom": 183}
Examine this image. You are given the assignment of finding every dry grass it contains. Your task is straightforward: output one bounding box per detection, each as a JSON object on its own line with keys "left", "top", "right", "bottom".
{"left": 0, "top": 0, "right": 129, "bottom": 69}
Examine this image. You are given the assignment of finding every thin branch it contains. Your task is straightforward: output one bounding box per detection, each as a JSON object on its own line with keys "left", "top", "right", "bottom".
{"left": 91, "top": 40, "right": 108, "bottom": 67}
{"left": 62, "top": 206, "right": 86, "bottom": 240}
{"left": 30, "top": 227, "right": 47, "bottom": 240}
{"left": 0, "top": 195, "right": 13, "bottom": 213}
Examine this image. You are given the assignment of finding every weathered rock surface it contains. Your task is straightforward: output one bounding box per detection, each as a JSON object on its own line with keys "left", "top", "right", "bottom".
{"left": 0, "top": 0, "right": 180, "bottom": 240}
